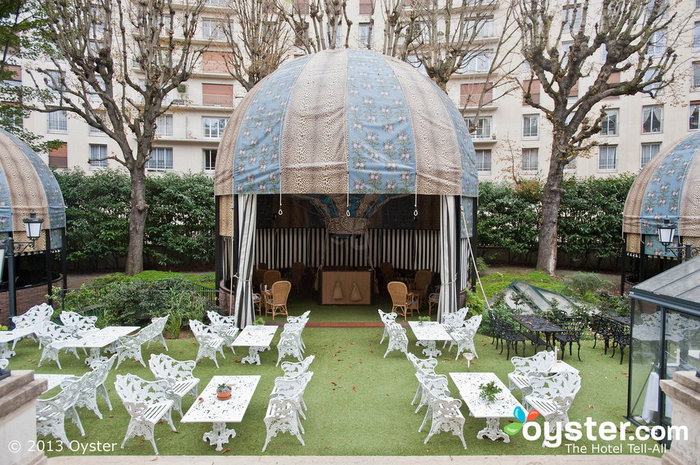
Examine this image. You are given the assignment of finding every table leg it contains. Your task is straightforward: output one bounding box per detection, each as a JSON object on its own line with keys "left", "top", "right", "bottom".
{"left": 421, "top": 341, "right": 441, "bottom": 357}
{"left": 202, "top": 421, "right": 236, "bottom": 451}
{"left": 84, "top": 347, "right": 107, "bottom": 368}
{"left": 241, "top": 346, "right": 264, "bottom": 365}
{"left": 0, "top": 342, "right": 15, "bottom": 359}
{"left": 477, "top": 417, "right": 510, "bottom": 442}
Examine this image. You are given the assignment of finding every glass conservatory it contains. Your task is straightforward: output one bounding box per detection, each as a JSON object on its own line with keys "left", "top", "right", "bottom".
{"left": 627, "top": 256, "right": 700, "bottom": 430}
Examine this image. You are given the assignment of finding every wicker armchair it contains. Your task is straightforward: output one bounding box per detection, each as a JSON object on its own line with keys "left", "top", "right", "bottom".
{"left": 387, "top": 281, "right": 419, "bottom": 320}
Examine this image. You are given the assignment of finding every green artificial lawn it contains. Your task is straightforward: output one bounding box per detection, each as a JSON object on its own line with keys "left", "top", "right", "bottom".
{"left": 11, "top": 326, "right": 661, "bottom": 457}
{"left": 478, "top": 269, "right": 567, "bottom": 298}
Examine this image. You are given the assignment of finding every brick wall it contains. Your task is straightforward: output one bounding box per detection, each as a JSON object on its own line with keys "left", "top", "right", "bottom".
{"left": 0, "top": 278, "right": 61, "bottom": 325}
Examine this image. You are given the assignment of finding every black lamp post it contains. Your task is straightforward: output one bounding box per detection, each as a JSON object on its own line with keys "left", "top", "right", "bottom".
{"left": 2, "top": 211, "right": 44, "bottom": 327}
{"left": 657, "top": 218, "right": 700, "bottom": 263}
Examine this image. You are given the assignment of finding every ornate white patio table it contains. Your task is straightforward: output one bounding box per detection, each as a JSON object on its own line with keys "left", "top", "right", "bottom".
{"left": 0, "top": 327, "right": 36, "bottom": 358}
{"left": 450, "top": 372, "right": 524, "bottom": 443}
{"left": 53, "top": 325, "right": 139, "bottom": 367}
{"left": 181, "top": 375, "right": 260, "bottom": 451}
{"left": 407, "top": 321, "right": 452, "bottom": 357}
{"left": 231, "top": 325, "right": 278, "bottom": 365}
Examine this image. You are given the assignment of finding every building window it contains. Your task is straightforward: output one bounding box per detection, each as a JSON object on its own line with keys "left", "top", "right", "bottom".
{"left": 523, "top": 79, "right": 540, "bottom": 105}
{"left": 89, "top": 144, "right": 107, "bottom": 167}
{"left": 460, "top": 82, "right": 493, "bottom": 107}
{"left": 359, "top": 22, "right": 373, "bottom": 48}
{"left": 48, "top": 110, "right": 67, "bottom": 133}
{"left": 598, "top": 145, "right": 617, "bottom": 171}
{"left": 460, "top": 51, "right": 493, "bottom": 74}
{"left": 641, "top": 143, "right": 660, "bottom": 168}
{"left": 476, "top": 149, "right": 491, "bottom": 172}
{"left": 522, "top": 148, "right": 538, "bottom": 172}
{"left": 642, "top": 105, "right": 663, "bottom": 133}
{"left": 333, "top": 22, "right": 343, "bottom": 48}
{"left": 467, "top": 17, "right": 494, "bottom": 38}
{"left": 465, "top": 116, "right": 492, "bottom": 139}
{"left": 49, "top": 142, "right": 68, "bottom": 169}
{"left": 147, "top": 147, "right": 173, "bottom": 171}
{"left": 359, "top": 0, "right": 372, "bottom": 15}
{"left": 646, "top": 28, "right": 666, "bottom": 56}
{"left": 202, "top": 83, "right": 233, "bottom": 106}
{"left": 695, "top": 22, "right": 700, "bottom": 50}
{"left": 202, "top": 20, "right": 224, "bottom": 40}
{"left": 203, "top": 117, "right": 227, "bottom": 138}
{"left": 643, "top": 68, "right": 663, "bottom": 96}
{"left": 204, "top": 149, "right": 217, "bottom": 171}
{"left": 564, "top": 158, "right": 576, "bottom": 171}
{"left": 690, "top": 101, "right": 700, "bottom": 130}
{"left": 155, "top": 114, "right": 173, "bottom": 137}
{"left": 693, "top": 62, "right": 700, "bottom": 89}
{"left": 601, "top": 109, "right": 618, "bottom": 136}
{"left": 522, "top": 114, "right": 539, "bottom": 138}
{"left": 562, "top": 6, "right": 582, "bottom": 33}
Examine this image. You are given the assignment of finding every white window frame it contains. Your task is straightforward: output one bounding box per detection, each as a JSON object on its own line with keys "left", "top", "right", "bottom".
{"left": 598, "top": 145, "right": 617, "bottom": 171}
{"left": 89, "top": 144, "right": 108, "bottom": 168}
{"left": 693, "top": 62, "right": 700, "bottom": 89}
{"left": 522, "top": 114, "right": 539, "bottom": 139}
{"left": 359, "top": 22, "right": 373, "bottom": 48}
{"left": 146, "top": 147, "right": 173, "bottom": 171}
{"left": 156, "top": 114, "right": 173, "bottom": 137}
{"left": 640, "top": 143, "right": 660, "bottom": 169}
{"left": 562, "top": 6, "right": 582, "bottom": 34}
{"left": 646, "top": 28, "right": 666, "bottom": 56}
{"left": 202, "top": 117, "right": 227, "bottom": 139}
{"left": 460, "top": 51, "right": 493, "bottom": 74}
{"left": 690, "top": 102, "right": 700, "bottom": 130}
{"left": 522, "top": 148, "right": 538, "bottom": 172}
{"left": 601, "top": 109, "right": 618, "bottom": 136}
{"left": 695, "top": 21, "right": 700, "bottom": 50}
{"left": 642, "top": 105, "right": 663, "bottom": 134}
{"left": 202, "top": 20, "right": 224, "bottom": 40}
{"left": 204, "top": 149, "right": 217, "bottom": 171}
{"left": 476, "top": 149, "right": 492, "bottom": 172}
{"left": 465, "top": 116, "right": 493, "bottom": 139}
{"left": 48, "top": 110, "right": 67, "bottom": 133}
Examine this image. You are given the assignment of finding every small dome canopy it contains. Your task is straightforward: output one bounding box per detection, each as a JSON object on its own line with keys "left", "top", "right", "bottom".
{"left": 214, "top": 49, "right": 477, "bottom": 199}
{"left": 623, "top": 131, "right": 700, "bottom": 256}
{"left": 0, "top": 128, "right": 66, "bottom": 252}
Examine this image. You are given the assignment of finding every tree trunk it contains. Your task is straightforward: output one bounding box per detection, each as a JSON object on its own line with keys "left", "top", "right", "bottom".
{"left": 536, "top": 146, "right": 566, "bottom": 275}
{"left": 125, "top": 166, "right": 148, "bottom": 275}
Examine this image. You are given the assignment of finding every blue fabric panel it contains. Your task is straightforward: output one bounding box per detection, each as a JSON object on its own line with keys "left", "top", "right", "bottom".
{"left": 232, "top": 56, "right": 312, "bottom": 193}
{"left": 640, "top": 132, "right": 699, "bottom": 257}
{"left": 346, "top": 50, "right": 416, "bottom": 194}
{"left": 0, "top": 161, "right": 12, "bottom": 234}
{"left": 460, "top": 196, "right": 474, "bottom": 238}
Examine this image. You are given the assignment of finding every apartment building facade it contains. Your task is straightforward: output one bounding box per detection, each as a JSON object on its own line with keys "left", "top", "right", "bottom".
{"left": 9, "top": 0, "right": 700, "bottom": 182}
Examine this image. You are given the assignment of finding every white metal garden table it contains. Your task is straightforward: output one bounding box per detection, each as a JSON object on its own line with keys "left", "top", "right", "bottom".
{"left": 35, "top": 373, "right": 76, "bottom": 392}
{"left": 450, "top": 372, "right": 524, "bottom": 443}
{"left": 407, "top": 321, "right": 452, "bottom": 357}
{"left": 0, "top": 327, "right": 36, "bottom": 358}
{"left": 181, "top": 375, "right": 260, "bottom": 451}
{"left": 53, "top": 325, "right": 139, "bottom": 367}
{"left": 231, "top": 325, "right": 278, "bottom": 365}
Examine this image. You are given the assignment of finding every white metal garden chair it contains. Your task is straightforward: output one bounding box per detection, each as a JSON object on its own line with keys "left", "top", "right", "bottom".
{"left": 36, "top": 376, "right": 85, "bottom": 447}
{"left": 35, "top": 321, "right": 81, "bottom": 369}
{"left": 206, "top": 310, "right": 238, "bottom": 354}
{"left": 280, "top": 355, "right": 315, "bottom": 379}
{"left": 272, "top": 371, "right": 314, "bottom": 420}
{"left": 441, "top": 307, "right": 469, "bottom": 347}
{"left": 114, "top": 315, "right": 169, "bottom": 368}
{"left": 70, "top": 354, "right": 117, "bottom": 419}
{"left": 276, "top": 331, "right": 304, "bottom": 366}
{"left": 145, "top": 315, "right": 170, "bottom": 351}
{"left": 383, "top": 322, "right": 408, "bottom": 358}
{"left": 262, "top": 396, "right": 305, "bottom": 452}
{"left": 148, "top": 353, "right": 200, "bottom": 417}
{"left": 378, "top": 309, "right": 398, "bottom": 343}
{"left": 422, "top": 395, "right": 467, "bottom": 449}
{"left": 114, "top": 373, "right": 177, "bottom": 455}
{"left": 406, "top": 352, "right": 439, "bottom": 407}
{"left": 189, "top": 319, "right": 226, "bottom": 368}
{"left": 507, "top": 350, "right": 557, "bottom": 396}
{"left": 523, "top": 371, "right": 582, "bottom": 435}
{"left": 448, "top": 314, "right": 482, "bottom": 358}
{"left": 59, "top": 311, "right": 98, "bottom": 337}
{"left": 12, "top": 302, "right": 53, "bottom": 350}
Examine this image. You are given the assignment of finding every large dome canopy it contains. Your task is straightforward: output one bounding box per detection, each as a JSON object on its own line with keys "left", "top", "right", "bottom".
{"left": 214, "top": 49, "right": 477, "bottom": 199}
{"left": 0, "top": 129, "right": 65, "bottom": 252}
{"left": 623, "top": 131, "right": 700, "bottom": 256}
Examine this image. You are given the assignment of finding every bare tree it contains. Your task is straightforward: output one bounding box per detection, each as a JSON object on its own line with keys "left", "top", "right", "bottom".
{"left": 515, "top": 0, "right": 680, "bottom": 274}
{"left": 32, "top": 0, "right": 206, "bottom": 274}
{"left": 278, "top": 0, "right": 351, "bottom": 53}
{"left": 220, "top": 0, "right": 290, "bottom": 91}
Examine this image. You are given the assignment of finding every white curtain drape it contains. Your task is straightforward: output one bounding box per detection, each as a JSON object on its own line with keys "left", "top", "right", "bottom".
{"left": 437, "top": 195, "right": 457, "bottom": 323}
{"left": 234, "top": 194, "right": 257, "bottom": 329}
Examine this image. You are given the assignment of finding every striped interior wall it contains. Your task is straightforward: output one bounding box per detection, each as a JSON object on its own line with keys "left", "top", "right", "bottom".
{"left": 460, "top": 237, "right": 470, "bottom": 290}
{"left": 254, "top": 228, "right": 441, "bottom": 271}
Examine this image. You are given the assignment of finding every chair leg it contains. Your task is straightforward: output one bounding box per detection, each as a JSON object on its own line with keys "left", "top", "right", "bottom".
{"left": 592, "top": 334, "right": 598, "bottom": 349}
{"left": 577, "top": 342, "right": 582, "bottom": 362}
{"left": 560, "top": 341, "right": 566, "bottom": 361}
{"left": 619, "top": 346, "right": 625, "bottom": 365}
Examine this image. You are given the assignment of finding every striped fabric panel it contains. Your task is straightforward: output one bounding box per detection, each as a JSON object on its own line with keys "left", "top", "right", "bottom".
{"left": 253, "top": 228, "right": 440, "bottom": 272}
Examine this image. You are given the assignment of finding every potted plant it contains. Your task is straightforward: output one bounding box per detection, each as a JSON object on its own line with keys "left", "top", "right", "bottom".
{"left": 254, "top": 316, "right": 266, "bottom": 326}
{"left": 216, "top": 383, "right": 232, "bottom": 400}
{"left": 479, "top": 381, "right": 502, "bottom": 402}
{"left": 417, "top": 316, "right": 431, "bottom": 326}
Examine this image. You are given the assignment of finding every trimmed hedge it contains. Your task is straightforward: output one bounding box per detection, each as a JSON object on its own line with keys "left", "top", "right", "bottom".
{"left": 478, "top": 174, "right": 635, "bottom": 267}
{"left": 54, "top": 169, "right": 215, "bottom": 269}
